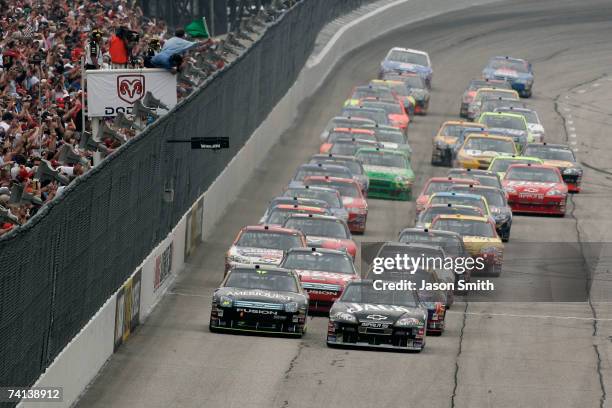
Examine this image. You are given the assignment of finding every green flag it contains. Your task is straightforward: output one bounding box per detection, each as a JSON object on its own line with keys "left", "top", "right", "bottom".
{"left": 185, "top": 17, "right": 210, "bottom": 39}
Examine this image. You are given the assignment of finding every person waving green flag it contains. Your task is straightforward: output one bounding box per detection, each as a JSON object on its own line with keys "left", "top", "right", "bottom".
{"left": 185, "top": 17, "right": 210, "bottom": 39}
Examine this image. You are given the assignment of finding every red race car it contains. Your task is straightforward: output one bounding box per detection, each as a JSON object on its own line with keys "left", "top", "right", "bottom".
{"left": 225, "top": 225, "right": 307, "bottom": 274}
{"left": 319, "top": 128, "right": 377, "bottom": 154}
{"left": 502, "top": 164, "right": 568, "bottom": 216}
{"left": 283, "top": 213, "right": 357, "bottom": 258}
{"left": 304, "top": 176, "right": 368, "bottom": 234}
{"left": 281, "top": 247, "right": 360, "bottom": 313}
{"left": 415, "top": 177, "right": 480, "bottom": 215}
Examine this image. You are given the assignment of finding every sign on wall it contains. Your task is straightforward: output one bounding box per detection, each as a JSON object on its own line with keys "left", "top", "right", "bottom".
{"left": 114, "top": 269, "right": 142, "bottom": 351}
{"left": 154, "top": 243, "right": 173, "bottom": 291}
{"left": 86, "top": 69, "right": 177, "bottom": 117}
{"left": 185, "top": 198, "right": 204, "bottom": 258}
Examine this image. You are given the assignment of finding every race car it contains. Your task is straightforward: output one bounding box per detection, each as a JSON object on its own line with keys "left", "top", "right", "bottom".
{"left": 282, "top": 213, "right": 357, "bottom": 259}
{"left": 450, "top": 184, "right": 513, "bottom": 242}
{"left": 488, "top": 155, "right": 544, "bottom": 180}
{"left": 344, "top": 84, "right": 398, "bottom": 107}
{"left": 455, "top": 134, "right": 517, "bottom": 169}
{"left": 309, "top": 154, "right": 369, "bottom": 194}
{"left": 522, "top": 143, "right": 583, "bottom": 192}
{"left": 259, "top": 196, "right": 331, "bottom": 224}
{"left": 494, "top": 107, "right": 545, "bottom": 142}
{"left": 281, "top": 247, "right": 360, "bottom": 313}
{"left": 341, "top": 106, "right": 390, "bottom": 126}
{"left": 416, "top": 203, "right": 484, "bottom": 229}
{"left": 502, "top": 163, "right": 568, "bottom": 215}
{"left": 382, "top": 73, "right": 430, "bottom": 114}
{"left": 328, "top": 137, "right": 384, "bottom": 157}
{"left": 210, "top": 264, "right": 308, "bottom": 336}
{"left": 327, "top": 280, "right": 428, "bottom": 351}
{"left": 283, "top": 185, "right": 349, "bottom": 223}
{"left": 430, "top": 214, "right": 504, "bottom": 276}
{"left": 304, "top": 176, "right": 368, "bottom": 234}
{"left": 261, "top": 204, "right": 330, "bottom": 226}
{"left": 398, "top": 227, "right": 473, "bottom": 288}
{"left": 431, "top": 121, "right": 488, "bottom": 166}
{"left": 361, "top": 99, "right": 410, "bottom": 131}
{"left": 370, "top": 125, "right": 412, "bottom": 157}
{"left": 467, "top": 87, "right": 520, "bottom": 120}
{"left": 427, "top": 192, "right": 492, "bottom": 222}
{"left": 415, "top": 176, "right": 479, "bottom": 215}
{"left": 460, "top": 78, "right": 512, "bottom": 117}
{"left": 447, "top": 168, "right": 502, "bottom": 189}
{"left": 225, "top": 225, "right": 307, "bottom": 274}
{"left": 479, "top": 97, "right": 527, "bottom": 119}
{"left": 478, "top": 111, "right": 534, "bottom": 150}
{"left": 482, "top": 56, "right": 534, "bottom": 97}
{"left": 290, "top": 163, "right": 354, "bottom": 186}
{"left": 370, "top": 79, "right": 416, "bottom": 117}
{"left": 368, "top": 242, "right": 450, "bottom": 333}
{"left": 355, "top": 147, "right": 414, "bottom": 201}
{"left": 320, "top": 116, "right": 376, "bottom": 142}
{"left": 379, "top": 47, "right": 433, "bottom": 88}
{"left": 319, "top": 128, "right": 377, "bottom": 154}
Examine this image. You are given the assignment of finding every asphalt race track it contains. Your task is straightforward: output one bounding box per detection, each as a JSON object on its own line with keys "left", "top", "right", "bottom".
{"left": 76, "top": 0, "right": 612, "bottom": 407}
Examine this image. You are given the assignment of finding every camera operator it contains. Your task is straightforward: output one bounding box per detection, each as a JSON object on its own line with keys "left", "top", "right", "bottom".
{"left": 85, "top": 29, "right": 103, "bottom": 70}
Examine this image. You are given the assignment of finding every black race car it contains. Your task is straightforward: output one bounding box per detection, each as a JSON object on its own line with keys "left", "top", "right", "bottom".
{"left": 327, "top": 280, "right": 428, "bottom": 352}
{"left": 209, "top": 264, "right": 308, "bottom": 336}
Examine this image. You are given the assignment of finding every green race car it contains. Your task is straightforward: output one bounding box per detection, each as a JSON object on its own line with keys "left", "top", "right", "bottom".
{"left": 355, "top": 147, "right": 415, "bottom": 201}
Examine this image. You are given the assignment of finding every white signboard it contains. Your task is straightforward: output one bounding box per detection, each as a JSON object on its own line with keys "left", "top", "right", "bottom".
{"left": 86, "top": 68, "right": 177, "bottom": 117}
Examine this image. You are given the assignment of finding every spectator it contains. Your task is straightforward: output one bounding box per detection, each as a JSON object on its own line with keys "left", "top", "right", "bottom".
{"left": 109, "top": 27, "right": 129, "bottom": 68}
{"left": 84, "top": 29, "right": 103, "bottom": 70}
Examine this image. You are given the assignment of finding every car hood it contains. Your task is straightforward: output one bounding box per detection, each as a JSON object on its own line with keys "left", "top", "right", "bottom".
{"left": 215, "top": 287, "right": 304, "bottom": 304}
{"left": 331, "top": 301, "right": 427, "bottom": 325}
{"left": 296, "top": 270, "right": 358, "bottom": 286}
{"left": 342, "top": 196, "right": 367, "bottom": 209}
{"left": 364, "top": 165, "right": 413, "bottom": 179}
{"left": 462, "top": 237, "right": 503, "bottom": 255}
{"left": 504, "top": 180, "right": 563, "bottom": 193}
{"left": 306, "top": 236, "right": 356, "bottom": 252}
{"left": 231, "top": 246, "right": 284, "bottom": 264}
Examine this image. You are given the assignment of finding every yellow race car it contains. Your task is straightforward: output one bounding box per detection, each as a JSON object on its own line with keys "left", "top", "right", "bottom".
{"left": 431, "top": 121, "right": 488, "bottom": 166}
{"left": 430, "top": 214, "right": 504, "bottom": 276}
{"left": 456, "top": 134, "right": 517, "bottom": 169}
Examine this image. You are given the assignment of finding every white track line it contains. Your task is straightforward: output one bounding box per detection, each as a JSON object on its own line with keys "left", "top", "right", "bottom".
{"left": 447, "top": 310, "right": 612, "bottom": 322}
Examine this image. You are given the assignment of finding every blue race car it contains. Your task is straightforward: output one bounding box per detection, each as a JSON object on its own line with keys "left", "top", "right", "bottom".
{"left": 482, "top": 56, "right": 534, "bottom": 98}
{"left": 379, "top": 47, "right": 432, "bottom": 89}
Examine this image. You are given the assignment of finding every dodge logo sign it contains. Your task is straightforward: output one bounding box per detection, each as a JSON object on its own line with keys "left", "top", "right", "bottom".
{"left": 366, "top": 314, "right": 388, "bottom": 321}
{"left": 117, "top": 74, "right": 145, "bottom": 103}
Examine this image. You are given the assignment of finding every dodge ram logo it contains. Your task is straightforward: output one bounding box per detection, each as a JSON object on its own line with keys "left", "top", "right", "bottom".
{"left": 117, "top": 75, "right": 145, "bottom": 103}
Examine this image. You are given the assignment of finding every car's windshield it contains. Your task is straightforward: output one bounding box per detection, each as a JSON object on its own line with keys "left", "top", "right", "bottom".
{"left": 375, "top": 130, "right": 406, "bottom": 144}
{"left": 490, "top": 158, "right": 537, "bottom": 173}
{"left": 505, "top": 167, "right": 561, "bottom": 182}
{"left": 284, "top": 188, "right": 342, "bottom": 208}
{"left": 476, "top": 90, "right": 517, "bottom": 102}
{"left": 266, "top": 209, "right": 319, "bottom": 226}
{"left": 306, "top": 180, "right": 361, "bottom": 198}
{"left": 432, "top": 218, "right": 495, "bottom": 238}
{"left": 342, "top": 108, "right": 388, "bottom": 124}
{"left": 452, "top": 188, "right": 505, "bottom": 207}
{"left": 498, "top": 109, "right": 538, "bottom": 123}
{"left": 388, "top": 50, "right": 429, "bottom": 67}
{"left": 440, "top": 124, "right": 469, "bottom": 138}
{"left": 283, "top": 217, "right": 348, "bottom": 239}
{"left": 327, "top": 131, "right": 375, "bottom": 143}
{"left": 325, "top": 118, "right": 375, "bottom": 132}
{"left": 399, "top": 233, "right": 464, "bottom": 257}
{"left": 282, "top": 252, "right": 355, "bottom": 274}
{"left": 424, "top": 181, "right": 458, "bottom": 195}
{"left": 225, "top": 269, "right": 298, "bottom": 292}
{"left": 294, "top": 166, "right": 352, "bottom": 182}
{"left": 523, "top": 147, "right": 575, "bottom": 162}
{"left": 489, "top": 59, "right": 528, "bottom": 73}
{"left": 330, "top": 140, "right": 378, "bottom": 156}
{"left": 341, "top": 282, "right": 419, "bottom": 306}
{"left": 236, "top": 231, "right": 303, "bottom": 250}
{"left": 312, "top": 159, "right": 362, "bottom": 175}
{"left": 420, "top": 206, "right": 482, "bottom": 224}
{"left": 356, "top": 151, "right": 407, "bottom": 168}
{"left": 352, "top": 87, "right": 394, "bottom": 101}
{"left": 430, "top": 195, "right": 486, "bottom": 211}
{"left": 362, "top": 101, "right": 403, "bottom": 115}
{"left": 464, "top": 137, "right": 515, "bottom": 154}
{"left": 481, "top": 115, "right": 526, "bottom": 131}
{"left": 472, "top": 175, "right": 501, "bottom": 188}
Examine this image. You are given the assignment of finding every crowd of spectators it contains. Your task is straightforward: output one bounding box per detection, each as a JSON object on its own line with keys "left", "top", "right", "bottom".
{"left": 0, "top": 0, "right": 217, "bottom": 236}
